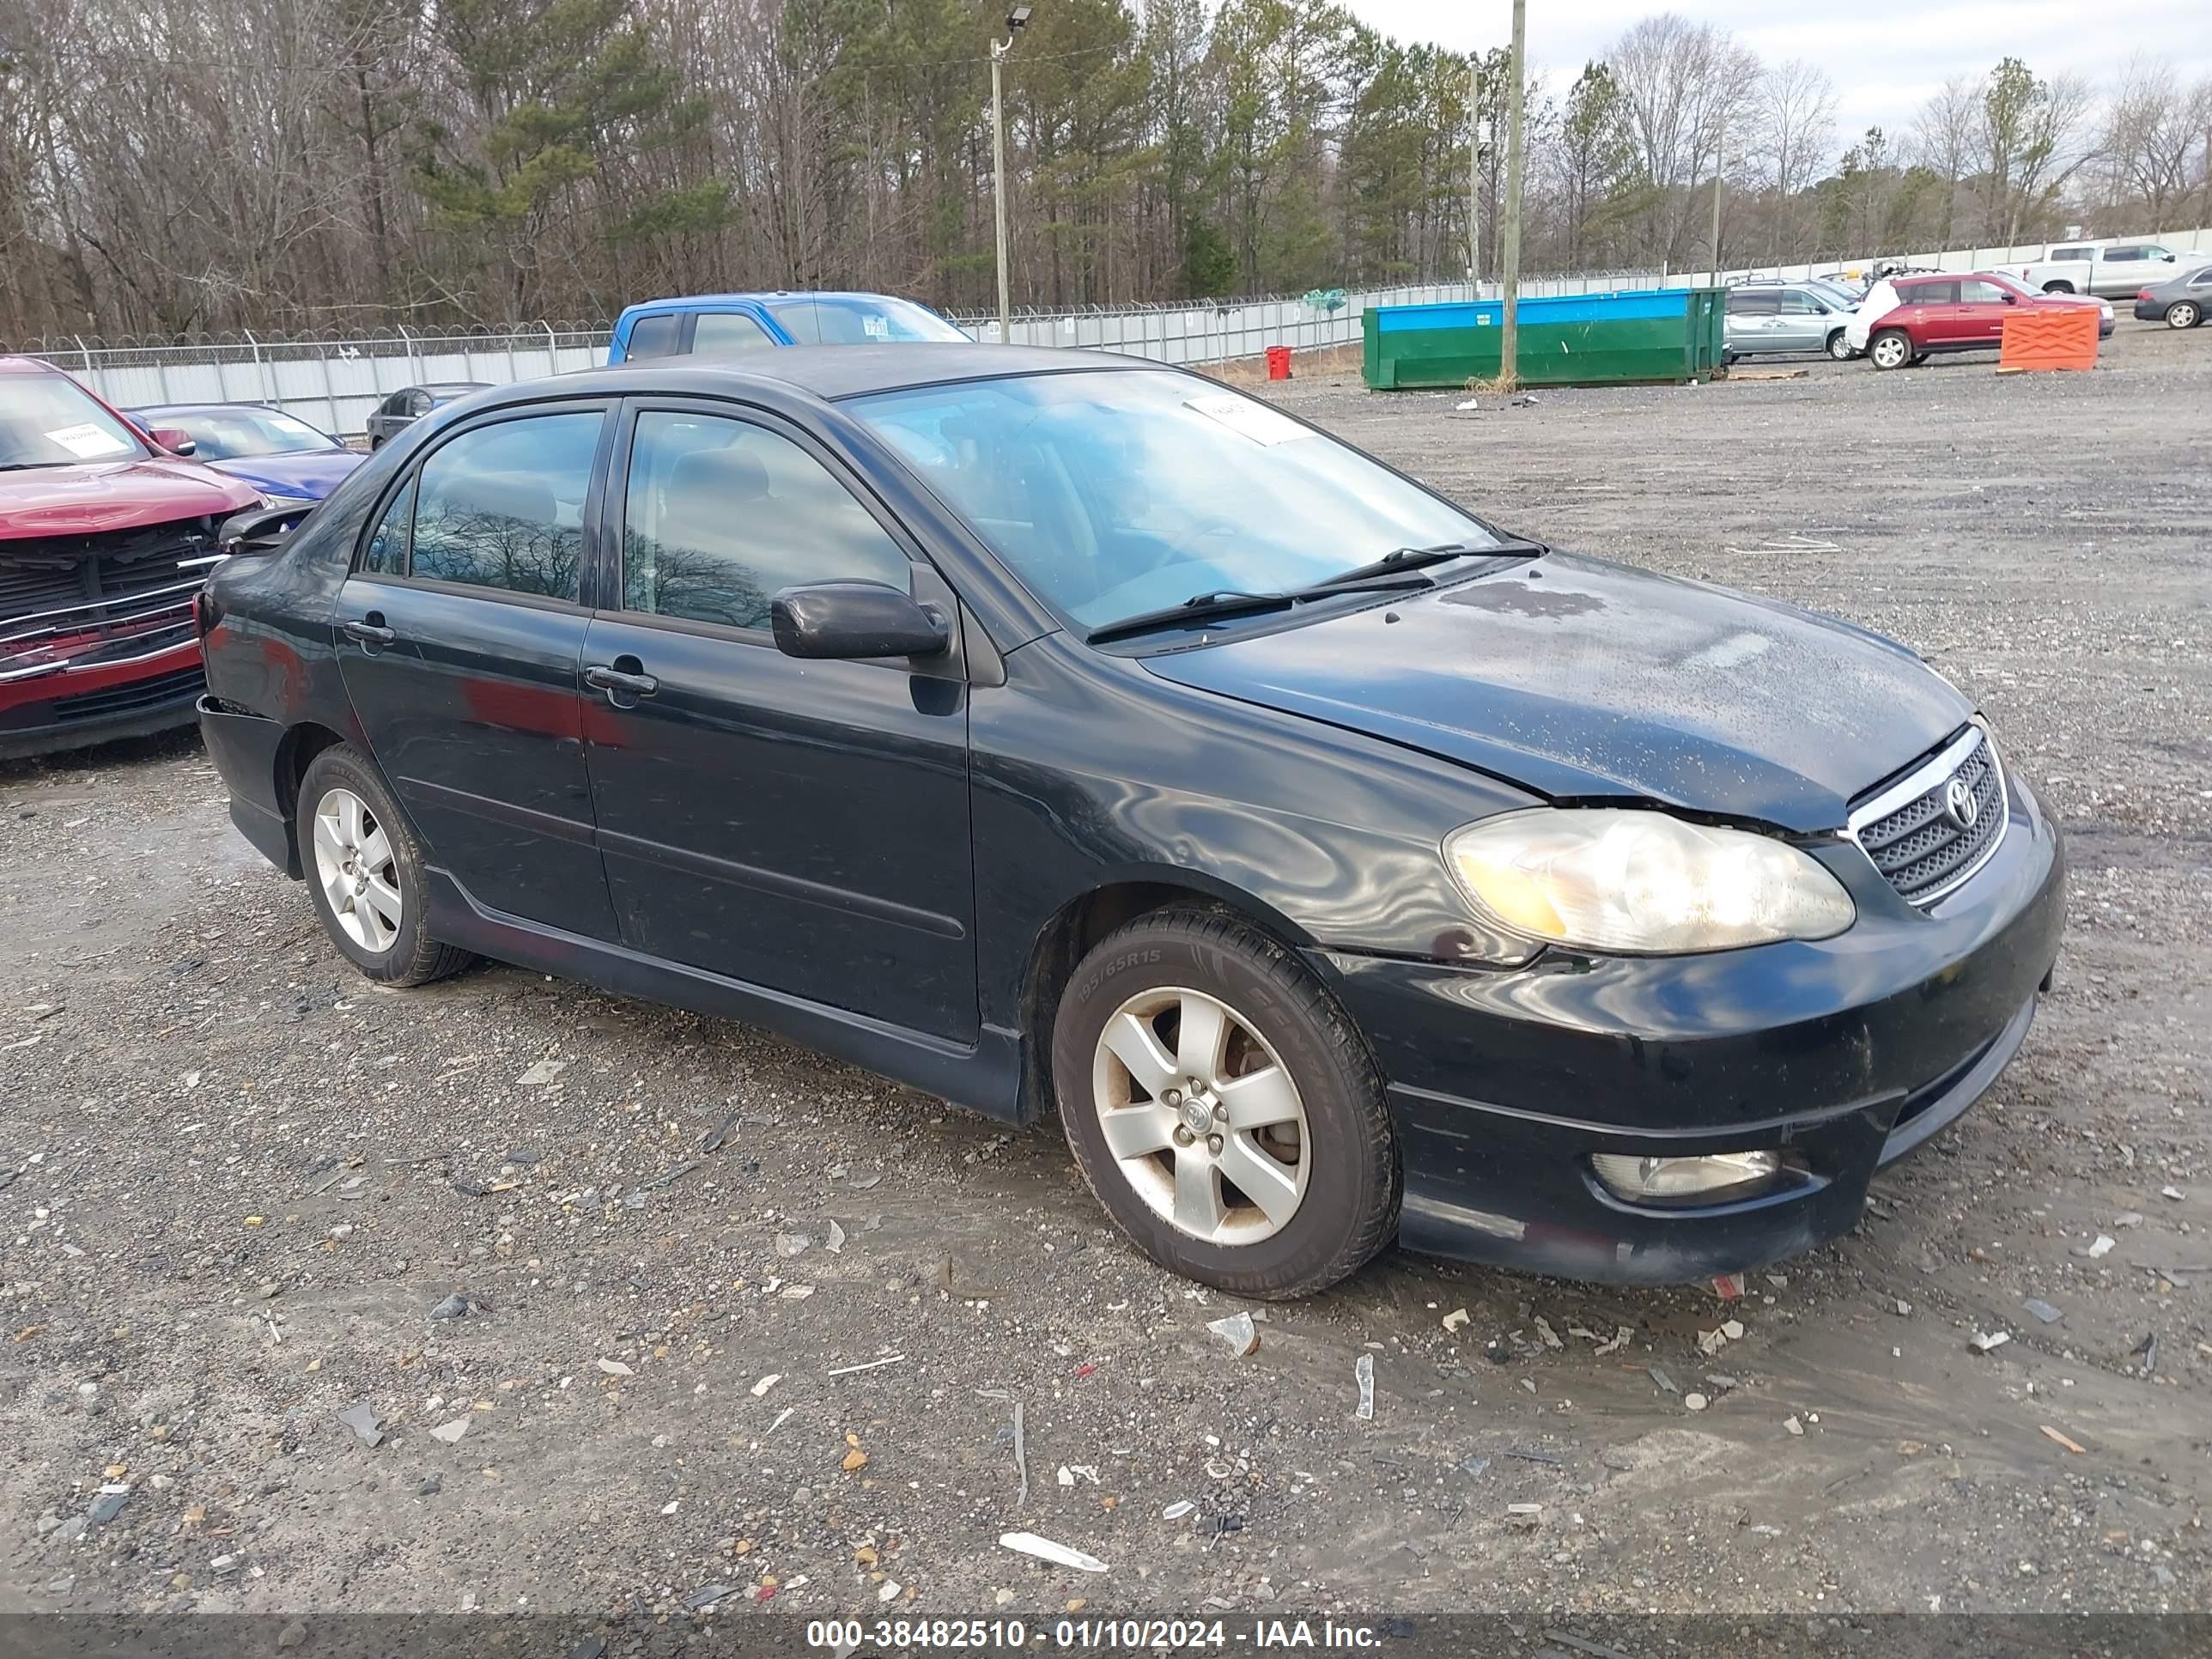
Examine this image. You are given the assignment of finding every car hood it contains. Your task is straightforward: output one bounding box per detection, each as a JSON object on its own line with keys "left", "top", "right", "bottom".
{"left": 0, "top": 457, "right": 262, "bottom": 539}
{"left": 208, "top": 449, "right": 362, "bottom": 500}
{"left": 1142, "top": 553, "right": 1972, "bottom": 834}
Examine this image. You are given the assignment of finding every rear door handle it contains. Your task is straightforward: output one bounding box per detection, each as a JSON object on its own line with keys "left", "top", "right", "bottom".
{"left": 585, "top": 663, "right": 659, "bottom": 697}
{"left": 342, "top": 617, "right": 397, "bottom": 647}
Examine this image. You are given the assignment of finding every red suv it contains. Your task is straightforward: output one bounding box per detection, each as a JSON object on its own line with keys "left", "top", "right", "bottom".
{"left": 1851, "top": 272, "right": 2114, "bottom": 370}
{"left": 3, "top": 358, "right": 264, "bottom": 761}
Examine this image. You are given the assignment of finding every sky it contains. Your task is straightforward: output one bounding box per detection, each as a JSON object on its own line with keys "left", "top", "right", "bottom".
{"left": 1341, "top": 1, "right": 2212, "bottom": 148}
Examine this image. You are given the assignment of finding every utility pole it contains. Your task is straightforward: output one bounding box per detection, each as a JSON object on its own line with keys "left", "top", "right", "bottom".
{"left": 990, "top": 9, "right": 1032, "bottom": 344}
{"left": 1709, "top": 129, "right": 1726, "bottom": 284}
{"left": 1468, "top": 56, "right": 1480, "bottom": 291}
{"left": 1497, "top": 0, "right": 1527, "bottom": 386}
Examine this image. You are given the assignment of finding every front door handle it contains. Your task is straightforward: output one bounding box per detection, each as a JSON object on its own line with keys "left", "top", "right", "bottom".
{"left": 585, "top": 663, "right": 659, "bottom": 699}
{"left": 343, "top": 617, "right": 397, "bottom": 647}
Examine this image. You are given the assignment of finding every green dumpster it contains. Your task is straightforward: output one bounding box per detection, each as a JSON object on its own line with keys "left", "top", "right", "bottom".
{"left": 1363, "top": 289, "right": 1726, "bottom": 389}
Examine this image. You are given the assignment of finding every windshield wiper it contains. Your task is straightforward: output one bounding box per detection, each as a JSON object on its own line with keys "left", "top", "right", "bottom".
{"left": 1085, "top": 574, "right": 1437, "bottom": 646}
{"left": 0, "top": 460, "right": 79, "bottom": 473}
{"left": 1321, "top": 535, "right": 1548, "bottom": 587}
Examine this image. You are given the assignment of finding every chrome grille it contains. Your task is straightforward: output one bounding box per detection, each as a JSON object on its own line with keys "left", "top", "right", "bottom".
{"left": 1850, "top": 726, "right": 2006, "bottom": 906}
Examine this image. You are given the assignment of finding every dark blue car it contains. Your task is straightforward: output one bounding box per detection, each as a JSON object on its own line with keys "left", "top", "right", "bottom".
{"left": 606, "top": 291, "right": 969, "bottom": 364}
{"left": 130, "top": 403, "right": 362, "bottom": 506}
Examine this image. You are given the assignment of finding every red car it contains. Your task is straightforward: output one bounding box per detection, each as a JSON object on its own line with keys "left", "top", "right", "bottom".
{"left": 2, "top": 358, "right": 264, "bottom": 761}
{"left": 1849, "top": 271, "right": 2115, "bottom": 370}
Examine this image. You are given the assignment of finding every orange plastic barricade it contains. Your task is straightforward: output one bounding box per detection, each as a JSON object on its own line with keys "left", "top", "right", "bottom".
{"left": 1997, "top": 306, "right": 2099, "bottom": 372}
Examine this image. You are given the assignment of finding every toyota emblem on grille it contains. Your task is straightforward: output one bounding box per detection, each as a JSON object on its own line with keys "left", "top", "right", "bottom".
{"left": 1944, "top": 777, "right": 1979, "bottom": 830}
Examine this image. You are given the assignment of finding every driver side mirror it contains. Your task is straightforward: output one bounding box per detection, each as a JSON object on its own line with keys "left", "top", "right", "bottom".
{"left": 149, "top": 427, "right": 198, "bottom": 457}
{"left": 2001, "top": 291, "right": 2018, "bottom": 303}
{"left": 771, "top": 580, "right": 950, "bottom": 661}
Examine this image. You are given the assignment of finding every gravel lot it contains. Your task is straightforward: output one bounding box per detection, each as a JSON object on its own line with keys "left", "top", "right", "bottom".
{"left": 3, "top": 325, "right": 2207, "bottom": 1629}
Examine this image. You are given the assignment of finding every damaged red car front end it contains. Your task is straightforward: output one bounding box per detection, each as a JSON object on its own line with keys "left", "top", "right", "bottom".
{"left": 2, "top": 357, "right": 262, "bottom": 762}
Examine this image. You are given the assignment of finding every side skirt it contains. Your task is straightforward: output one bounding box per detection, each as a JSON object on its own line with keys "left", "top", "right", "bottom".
{"left": 422, "top": 868, "right": 1025, "bottom": 1124}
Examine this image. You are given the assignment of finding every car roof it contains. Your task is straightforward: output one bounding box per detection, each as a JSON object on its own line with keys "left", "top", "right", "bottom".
{"left": 620, "top": 291, "right": 925, "bottom": 314}
{"left": 419, "top": 381, "right": 492, "bottom": 392}
{"left": 572, "top": 343, "right": 1169, "bottom": 403}
{"left": 0, "top": 356, "right": 70, "bottom": 377}
{"left": 128, "top": 400, "right": 283, "bottom": 416}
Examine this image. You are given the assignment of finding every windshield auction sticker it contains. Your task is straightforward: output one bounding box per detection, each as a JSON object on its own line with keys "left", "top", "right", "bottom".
{"left": 1183, "top": 393, "right": 1311, "bottom": 447}
{"left": 44, "top": 422, "right": 134, "bottom": 459}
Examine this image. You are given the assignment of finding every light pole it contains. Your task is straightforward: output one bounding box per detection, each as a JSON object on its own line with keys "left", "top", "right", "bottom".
{"left": 991, "top": 8, "right": 1030, "bottom": 345}
{"left": 1497, "top": 0, "right": 1526, "bottom": 386}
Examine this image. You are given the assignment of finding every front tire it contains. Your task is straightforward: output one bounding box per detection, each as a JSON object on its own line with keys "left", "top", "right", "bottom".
{"left": 297, "top": 744, "right": 475, "bottom": 987}
{"left": 1051, "top": 908, "right": 1399, "bottom": 1299}
{"left": 2168, "top": 301, "right": 2201, "bottom": 330}
{"left": 1869, "top": 329, "right": 1912, "bottom": 370}
{"left": 2042, "top": 281, "right": 2075, "bottom": 295}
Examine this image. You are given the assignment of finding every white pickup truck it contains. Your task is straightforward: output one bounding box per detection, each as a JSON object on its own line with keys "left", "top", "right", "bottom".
{"left": 2008, "top": 240, "right": 2197, "bottom": 298}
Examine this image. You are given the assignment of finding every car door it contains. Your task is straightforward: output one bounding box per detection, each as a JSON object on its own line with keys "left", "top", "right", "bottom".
{"left": 1775, "top": 289, "right": 1828, "bottom": 352}
{"left": 1902, "top": 280, "right": 1961, "bottom": 346}
{"left": 1724, "top": 289, "right": 1779, "bottom": 352}
{"left": 332, "top": 402, "right": 622, "bottom": 939}
{"left": 369, "top": 392, "right": 406, "bottom": 447}
{"left": 1958, "top": 278, "right": 2014, "bottom": 344}
{"left": 2093, "top": 245, "right": 2144, "bottom": 297}
{"left": 578, "top": 399, "right": 978, "bottom": 1040}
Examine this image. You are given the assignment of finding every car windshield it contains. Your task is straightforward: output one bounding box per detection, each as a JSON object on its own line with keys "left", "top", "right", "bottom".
{"left": 1, "top": 374, "right": 149, "bottom": 469}
{"left": 848, "top": 368, "right": 1493, "bottom": 631}
{"left": 150, "top": 407, "right": 337, "bottom": 459}
{"left": 769, "top": 297, "right": 969, "bottom": 345}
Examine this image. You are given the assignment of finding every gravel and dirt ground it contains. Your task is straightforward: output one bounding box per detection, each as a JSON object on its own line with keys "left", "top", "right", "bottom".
{"left": 3, "top": 324, "right": 2207, "bottom": 1632}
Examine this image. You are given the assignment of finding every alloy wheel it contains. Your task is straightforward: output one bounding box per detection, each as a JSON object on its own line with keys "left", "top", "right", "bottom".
{"left": 1827, "top": 331, "right": 1852, "bottom": 361}
{"left": 311, "top": 787, "right": 402, "bottom": 953}
{"left": 2169, "top": 301, "right": 2200, "bottom": 330}
{"left": 1870, "top": 332, "right": 1910, "bottom": 370}
{"left": 1089, "top": 986, "right": 1310, "bottom": 1246}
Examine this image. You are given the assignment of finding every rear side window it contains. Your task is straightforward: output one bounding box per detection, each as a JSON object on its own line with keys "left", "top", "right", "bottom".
{"left": 2190, "top": 268, "right": 2212, "bottom": 286}
{"left": 625, "top": 314, "right": 679, "bottom": 359}
{"left": 621, "top": 411, "right": 909, "bottom": 631}
{"left": 407, "top": 411, "right": 603, "bottom": 602}
{"left": 1905, "top": 280, "right": 1960, "bottom": 305}
{"left": 691, "top": 313, "right": 775, "bottom": 356}
{"left": 1726, "top": 290, "right": 1778, "bottom": 315}
{"left": 2051, "top": 247, "right": 2089, "bottom": 262}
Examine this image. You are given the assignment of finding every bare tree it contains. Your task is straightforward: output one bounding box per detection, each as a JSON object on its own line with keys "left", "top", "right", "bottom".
{"left": 1607, "top": 13, "right": 1763, "bottom": 267}
{"left": 1753, "top": 58, "right": 1835, "bottom": 258}
{"left": 2096, "top": 56, "right": 2202, "bottom": 226}
{"left": 1981, "top": 57, "right": 2097, "bottom": 250}
{"left": 1911, "top": 75, "right": 1981, "bottom": 248}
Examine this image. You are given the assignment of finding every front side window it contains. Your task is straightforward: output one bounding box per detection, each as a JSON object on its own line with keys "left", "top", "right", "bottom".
{"left": 622, "top": 411, "right": 909, "bottom": 630}
{"left": 848, "top": 369, "right": 1493, "bottom": 634}
{"left": 690, "top": 313, "right": 775, "bottom": 356}
{"left": 407, "top": 411, "right": 602, "bottom": 601}
{"left": 1961, "top": 279, "right": 2009, "bottom": 305}
{"left": 1780, "top": 290, "right": 1824, "bottom": 314}
{"left": 2103, "top": 246, "right": 2143, "bottom": 264}
{"left": 768, "top": 298, "right": 968, "bottom": 345}
{"left": 1, "top": 373, "right": 151, "bottom": 468}
{"left": 363, "top": 477, "right": 415, "bottom": 576}
{"left": 155, "top": 407, "right": 338, "bottom": 459}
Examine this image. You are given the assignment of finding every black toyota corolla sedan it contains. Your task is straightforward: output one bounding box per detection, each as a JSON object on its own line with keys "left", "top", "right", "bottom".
{"left": 194, "top": 345, "right": 2063, "bottom": 1297}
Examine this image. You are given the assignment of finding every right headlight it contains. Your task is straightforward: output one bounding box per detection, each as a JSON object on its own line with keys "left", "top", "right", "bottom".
{"left": 1444, "top": 808, "right": 1855, "bottom": 955}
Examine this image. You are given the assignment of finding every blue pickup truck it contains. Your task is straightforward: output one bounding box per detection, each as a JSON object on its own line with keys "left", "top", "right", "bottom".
{"left": 606, "top": 292, "right": 972, "bottom": 363}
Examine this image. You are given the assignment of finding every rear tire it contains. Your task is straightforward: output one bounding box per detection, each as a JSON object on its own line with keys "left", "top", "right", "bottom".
{"left": 2167, "top": 301, "right": 2201, "bottom": 330}
{"left": 296, "top": 744, "right": 475, "bottom": 988}
{"left": 1826, "top": 329, "right": 1852, "bottom": 361}
{"left": 1050, "top": 908, "right": 1399, "bottom": 1299}
{"left": 1869, "top": 329, "right": 1912, "bottom": 370}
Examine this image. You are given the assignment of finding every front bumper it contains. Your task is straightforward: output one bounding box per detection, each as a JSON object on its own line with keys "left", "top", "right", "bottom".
{"left": 1317, "top": 775, "right": 2065, "bottom": 1284}
{"left": 0, "top": 638, "right": 206, "bottom": 762}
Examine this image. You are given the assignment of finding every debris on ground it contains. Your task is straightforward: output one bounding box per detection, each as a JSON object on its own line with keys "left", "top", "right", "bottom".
{"left": 336, "top": 1403, "right": 384, "bottom": 1449}
{"left": 429, "top": 1417, "right": 470, "bottom": 1444}
{"left": 428, "top": 1294, "right": 471, "bottom": 1321}
{"left": 516, "top": 1057, "right": 568, "bottom": 1087}
{"left": 1711, "top": 1273, "right": 1745, "bottom": 1300}
{"left": 1161, "top": 1501, "right": 1194, "bottom": 1521}
{"left": 2021, "top": 1298, "right": 2063, "bottom": 1325}
{"left": 87, "top": 1486, "right": 130, "bottom": 1527}
{"left": 1534, "top": 1316, "right": 1564, "bottom": 1350}
{"left": 2134, "top": 1334, "right": 2160, "bottom": 1376}
{"left": 774, "top": 1234, "right": 811, "bottom": 1258}
{"left": 1784, "top": 1416, "right": 1804, "bottom": 1437}
{"left": 825, "top": 1354, "right": 904, "bottom": 1377}
{"left": 998, "top": 1532, "right": 1109, "bottom": 1573}
{"left": 2083, "top": 1235, "right": 2116, "bottom": 1259}
{"left": 1968, "top": 1331, "right": 2011, "bottom": 1353}
{"left": 2039, "top": 1425, "right": 2086, "bottom": 1455}
{"left": 595, "top": 1358, "right": 634, "bottom": 1377}
{"left": 1354, "top": 1352, "right": 1375, "bottom": 1421}
{"left": 826, "top": 1221, "right": 847, "bottom": 1255}
{"left": 750, "top": 1374, "right": 781, "bottom": 1397}
{"left": 1647, "top": 1365, "right": 1680, "bottom": 1395}
{"left": 1441, "top": 1307, "right": 1471, "bottom": 1333}
{"left": 1206, "top": 1312, "right": 1260, "bottom": 1357}
{"left": 1591, "top": 1326, "right": 1632, "bottom": 1357}
{"left": 701, "top": 1111, "right": 739, "bottom": 1152}
{"left": 1505, "top": 1448, "right": 1563, "bottom": 1467}
{"left": 1685, "top": 1392, "right": 1709, "bottom": 1411}
{"left": 2160, "top": 1185, "right": 2185, "bottom": 1200}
